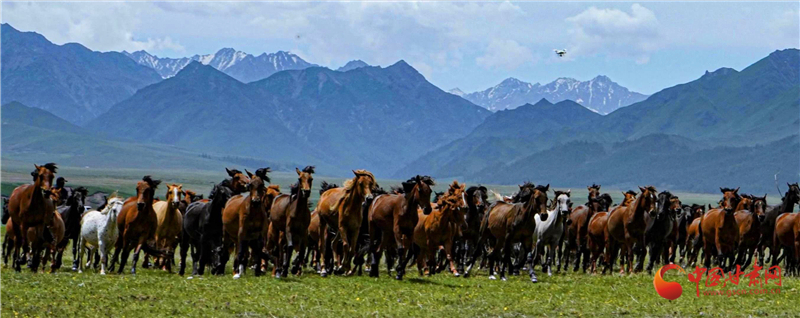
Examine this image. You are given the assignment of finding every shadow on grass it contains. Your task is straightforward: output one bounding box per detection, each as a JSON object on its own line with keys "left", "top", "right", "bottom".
{"left": 406, "top": 277, "right": 460, "bottom": 288}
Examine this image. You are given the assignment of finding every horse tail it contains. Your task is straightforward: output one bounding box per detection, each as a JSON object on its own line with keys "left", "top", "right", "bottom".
{"left": 140, "top": 241, "right": 171, "bottom": 259}
{"left": 693, "top": 217, "right": 704, "bottom": 249}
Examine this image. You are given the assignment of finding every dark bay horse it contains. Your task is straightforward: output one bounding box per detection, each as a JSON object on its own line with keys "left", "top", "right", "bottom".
{"left": 697, "top": 187, "right": 742, "bottom": 271}
{"left": 679, "top": 204, "right": 706, "bottom": 267}
{"left": 735, "top": 194, "right": 765, "bottom": 269}
{"left": 111, "top": 176, "right": 170, "bottom": 275}
{"left": 267, "top": 166, "right": 315, "bottom": 278}
{"left": 760, "top": 183, "right": 800, "bottom": 264}
{"left": 562, "top": 184, "right": 603, "bottom": 273}
{"left": 316, "top": 170, "right": 377, "bottom": 277}
{"left": 56, "top": 186, "right": 87, "bottom": 271}
{"left": 605, "top": 186, "right": 658, "bottom": 274}
{"left": 643, "top": 191, "right": 679, "bottom": 274}
{"left": 180, "top": 180, "right": 235, "bottom": 276}
{"left": 222, "top": 168, "right": 277, "bottom": 279}
{"left": 454, "top": 185, "right": 489, "bottom": 273}
{"left": 465, "top": 184, "right": 549, "bottom": 282}
{"left": 368, "top": 175, "right": 432, "bottom": 280}
{"left": 8, "top": 163, "right": 58, "bottom": 272}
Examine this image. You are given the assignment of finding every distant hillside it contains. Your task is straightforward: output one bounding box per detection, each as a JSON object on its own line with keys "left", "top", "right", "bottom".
{"left": 1, "top": 24, "right": 162, "bottom": 125}
{"left": 89, "top": 61, "right": 491, "bottom": 176}
{"left": 124, "top": 48, "right": 316, "bottom": 83}
{"left": 337, "top": 60, "right": 370, "bottom": 72}
{"left": 460, "top": 76, "right": 648, "bottom": 114}
{"left": 399, "top": 49, "right": 800, "bottom": 193}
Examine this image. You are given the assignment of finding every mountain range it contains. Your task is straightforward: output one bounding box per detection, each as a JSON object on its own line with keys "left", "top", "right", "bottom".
{"left": 454, "top": 75, "right": 648, "bottom": 114}
{"left": 2, "top": 23, "right": 798, "bottom": 193}
{"left": 402, "top": 49, "right": 800, "bottom": 192}
{"left": 0, "top": 23, "right": 162, "bottom": 125}
{"left": 123, "top": 48, "right": 316, "bottom": 83}
{"left": 87, "top": 61, "right": 490, "bottom": 176}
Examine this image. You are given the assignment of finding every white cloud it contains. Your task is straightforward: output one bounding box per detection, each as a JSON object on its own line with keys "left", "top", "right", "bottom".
{"left": 3, "top": 2, "right": 185, "bottom": 53}
{"left": 566, "top": 3, "right": 662, "bottom": 63}
{"left": 476, "top": 40, "right": 536, "bottom": 70}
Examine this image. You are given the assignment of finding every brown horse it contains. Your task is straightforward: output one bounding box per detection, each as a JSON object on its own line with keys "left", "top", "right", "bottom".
{"left": 605, "top": 186, "right": 658, "bottom": 274}
{"left": 586, "top": 198, "right": 609, "bottom": 274}
{"left": 562, "top": 184, "right": 602, "bottom": 273}
{"left": 773, "top": 212, "right": 800, "bottom": 275}
{"left": 8, "top": 163, "right": 58, "bottom": 272}
{"left": 150, "top": 184, "right": 184, "bottom": 272}
{"left": 111, "top": 176, "right": 170, "bottom": 275}
{"left": 316, "top": 170, "right": 377, "bottom": 277}
{"left": 735, "top": 194, "right": 765, "bottom": 269}
{"left": 465, "top": 184, "right": 549, "bottom": 282}
{"left": 413, "top": 181, "right": 466, "bottom": 276}
{"left": 222, "top": 168, "right": 276, "bottom": 279}
{"left": 698, "top": 187, "right": 741, "bottom": 271}
{"left": 267, "top": 166, "right": 315, "bottom": 278}
{"left": 368, "top": 175, "right": 432, "bottom": 280}
{"left": 41, "top": 207, "right": 65, "bottom": 273}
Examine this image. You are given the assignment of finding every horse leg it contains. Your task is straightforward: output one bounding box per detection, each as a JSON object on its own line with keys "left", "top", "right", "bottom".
{"left": 317, "top": 220, "right": 329, "bottom": 277}
{"left": 646, "top": 241, "right": 659, "bottom": 275}
{"left": 282, "top": 232, "right": 294, "bottom": 278}
{"left": 368, "top": 223, "right": 382, "bottom": 278}
{"left": 233, "top": 229, "right": 247, "bottom": 279}
{"left": 293, "top": 240, "right": 307, "bottom": 276}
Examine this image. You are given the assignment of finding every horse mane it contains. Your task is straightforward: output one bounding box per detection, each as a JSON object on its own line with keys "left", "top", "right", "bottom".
{"left": 433, "top": 191, "right": 445, "bottom": 203}
{"left": 553, "top": 190, "right": 570, "bottom": 198}
{"left": 42, "top": 163, "right": 58, "bottom": 173}
{"left": 589, "top": 183, "right": 600, "bottom": 190}
{"left": 344, "top": 170, "right": 375, "bottom": 192}
{"left": 466, "top": 185, "right": 488, "bottom": 199}
{"left": 390, "top": 186, "right": 405, "bottom": 194}
{"left": 319, "top": 181, "right": 338, "bottom": 195}
{"left": 625, "top": 190, "right": 637, "bottom": 196}
{"left": 371, "top": 187, "right": 388, "bottom": 196}
{"left": 598, "top": 193, "right": 613, "bottom": 206}
{"left": 74, "top": 186, "right": 88, "bottom": 197}
{"left": 417, "top": 175, "right": 435, "bottom": 186}
{"left": 301, "top": 166, "right": 316, "bottom": 174}
{"left": 255, "top": 167, "right": 271, "bottom": 183}
{"left": 534, "top": 185, "right": 549, "bottom": 193}
{"left": 142, "top": 175, "right": 162, "bottom": 189}
{"left": 290, "top": 183, "right": 299, "bottom": 199}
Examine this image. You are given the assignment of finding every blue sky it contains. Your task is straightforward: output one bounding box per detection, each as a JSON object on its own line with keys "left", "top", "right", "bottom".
{"left": 3, "top": 2, "right": 798, "bottom": 94}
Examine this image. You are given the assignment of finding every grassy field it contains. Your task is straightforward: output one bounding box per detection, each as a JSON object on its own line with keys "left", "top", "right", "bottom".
{"left": 4, "top": 162, "right": 772, "bottom": 317}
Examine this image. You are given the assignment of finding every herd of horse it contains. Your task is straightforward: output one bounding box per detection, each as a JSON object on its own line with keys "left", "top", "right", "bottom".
{"left": 4, "top": 163, "right": 800, "bottom": 284}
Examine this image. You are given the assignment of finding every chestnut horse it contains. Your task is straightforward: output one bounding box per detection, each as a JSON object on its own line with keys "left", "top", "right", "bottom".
{"left": 111, "top": 176, "right": 169, "bottom": 275}
{"left": 697, "top": 187, "right": 741, "bottom": 271}
{"left": 465, "top": 184, "right": 549, "bottom": 282}
{"left": 562, "top": 184, "right": 602, "bottom": 273}
{"left": 413, "top": 181, "right": 466, "bottom": 276}
{"left": 151, "top": 184, "right": 184, "bottom": 272}
{"left": 773, "top": 212, "right": 800, "bottom": 275}
{"left": 317, "top": 170, "right": 377, "bottom": 277}
{"left": 267, "top": 166, "right": 315, "bottom": 278}
{"left": 586, "top": 198, "right": 609, "bottom": 274}
{"left": 8, "top": 163, "right": 58, "bottom": 272}
{"left": 605, "top": 186, "right": 658, "bottom": 274}
{"left": 735, "top": 194, "right": 765, "bottom": 269}
{"left": 368, "top": 175, "right": 432, "bottom": 280}
{"left": 222, "top": 168, "right": 276, "bottom": 279}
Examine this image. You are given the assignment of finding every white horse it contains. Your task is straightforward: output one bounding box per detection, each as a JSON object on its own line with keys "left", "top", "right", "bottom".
{"left": 77, "top": 194, "right": 125, "bottom": 274}
{"left": 532, "top": 190, "right": 571, "bottom": 276}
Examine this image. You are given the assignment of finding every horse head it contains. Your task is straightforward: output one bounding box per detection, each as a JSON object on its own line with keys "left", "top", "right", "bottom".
{"left": 104, "top": 193, "right": 126, "bottom": 219}
{"left": 226, "top": 168, "right": 251, "bottom": 194}
{"left": 136, "top": 176, "right": 161, "bottom": 211}
{"left": 719, "top": 187, "right": 741, "bottom": 213}
{"left": 349, "top": 169, "right": 377, "bottom": 199}
{"left": 406, "top": 175, "right": 433, "bottom": 214}
{"left": 465, "top": 185, "right": 489, "bottom": 214}
{"left": 553, "top": 190, "right": 571, "bottom": 219}
{"left": 785, "top": 183, "right": 800, "bottom": 205}
{"left": 587, "top": 184, "right": 601, "bottom": 200}
{"left": 597, "top": 193, "right": 613, "bottom": 212}
{"left": 164, "top": 184, "right": 183, "bottom": 205}
{"left": 513, "top": 182, "right": 536, "bottom": 203}
{"left": 637, "top": 186, "right": 658, "bottom": 216}
{"left": 70, "top": 186, "right": 88, "bottom": 215}
{"left": 31, "top": 163, "right": 58, "bottom": 192}
{"left": 295, "top": 166, "right": 315, "bottom": 200}
{"left": 690, "top": 204, "right": 706, "bottom": 220}
{"left": 244, "top": 168, "right": 271, "bottom": 204}
{"left": 752, "top": 194, "right": 767, "bottom": 222}
{"left": 530, "top": 184, "right": 550, "bottom": 218}
{"left": 621, "top": 190, "right": 637, "bottom": 207}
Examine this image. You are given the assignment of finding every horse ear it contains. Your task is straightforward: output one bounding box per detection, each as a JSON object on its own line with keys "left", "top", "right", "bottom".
{"left": 566, "top": 189, "right": 570, "bottom": 195}
{"left": 734, "top": 187, "right": 740, "bottom": 194}
{"left": 587, "top": 186, "right": 591, "bottom": 191}
{"left": 245, "top": 169, "right": 254, "bottom": 178}
{"left": 639, "top": 186, "right": 646, "bottom": 193}
{"left": 545, "top": 184, "right": 550, "bottom": 192}
{"left": 720, "top": 187, "right": 725, "bottom": 193}
{"left": 296, "top": 167, "right": 302, "bottom": 175}
{"left": 226, "top": 168, "right": 236, "bottom": 177}
{"left": 352, "top": 170, "right": 358, "bottom": 176}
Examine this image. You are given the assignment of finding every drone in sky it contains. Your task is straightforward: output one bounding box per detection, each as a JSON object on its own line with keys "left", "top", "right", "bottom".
{"left": 554, "top": 49, "right": 567, "bottom": 57}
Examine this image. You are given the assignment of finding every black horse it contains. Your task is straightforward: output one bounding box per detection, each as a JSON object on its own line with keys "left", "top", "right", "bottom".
{"left": 644, "top": 191, "right": 677, "bottom": 274}
{"left": 56, "top": 186, "right": 87, "bottom": 271}
{"left": 455, "top": 185, "right": 488, "bottom": 274}
{"left": 179, "top": 180, "right": 234, "bottom": 276}
{"left": 759, "top": 183, "right": 800, "bottom": 265}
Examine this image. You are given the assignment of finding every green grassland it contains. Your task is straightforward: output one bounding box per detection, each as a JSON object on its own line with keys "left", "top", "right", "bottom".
{"left": 3, "top": 162, "right": 769, "bottom": 317}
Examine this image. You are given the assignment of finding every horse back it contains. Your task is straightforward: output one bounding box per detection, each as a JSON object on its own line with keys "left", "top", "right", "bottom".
{"left": 315, "top": 187, "right": 345, "bottom": 224}
{"left": 774, "top": 213, "right": 797, "bottom": 248}
{"left": 269, "top": 194, "right": 292, "bottom": 224}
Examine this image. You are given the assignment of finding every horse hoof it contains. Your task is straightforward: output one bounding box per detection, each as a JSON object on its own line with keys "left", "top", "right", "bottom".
{"left": 186, "top": 276, "right": 193, "bottom": 280}
{"left": 501, "top": 276, "right": 507, "bottom": 281}
{"left": 463, "top": 272, "right": 471, "bottom": 278}
{"left": 488, "top": 275, "right": 496, "bottom": 280}
{"left": 320, "top": 270, "right": 328, "bottom": 278}
{"left": 453, "top": 272, "right": 460, "bottom": 277}
{"left": 233, "top": 274, "right": 241, "bottom": 279}
{"left": 531, "top": 277, "right": 538, "bottom": 283}
{"left": 394, "top": 274, "right": 403, "bottom": 280}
